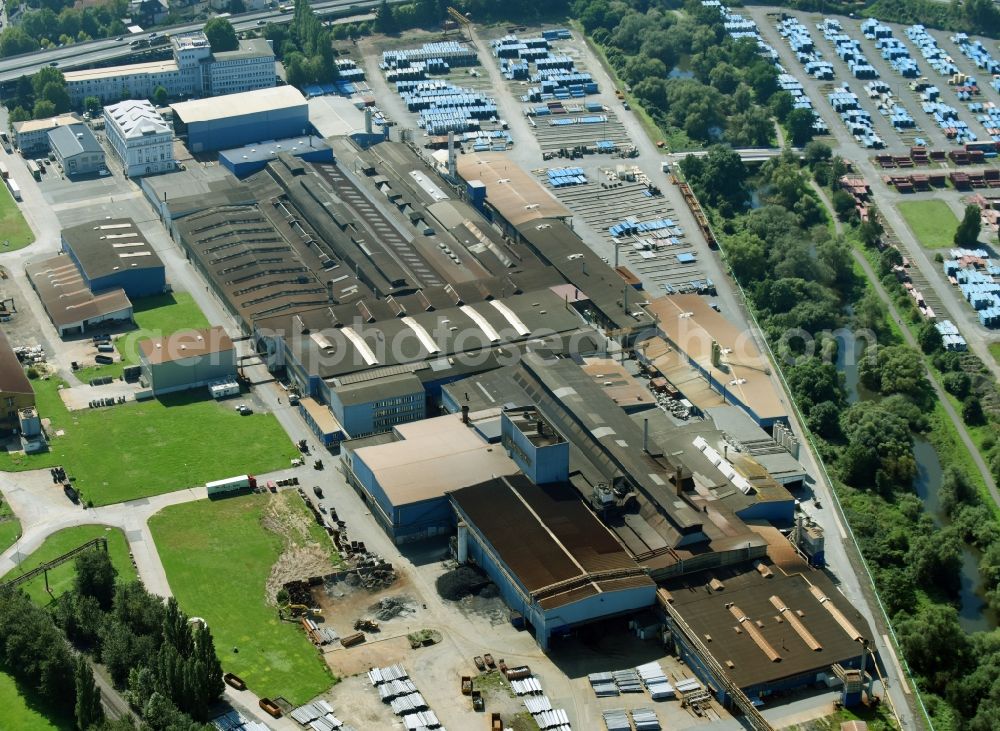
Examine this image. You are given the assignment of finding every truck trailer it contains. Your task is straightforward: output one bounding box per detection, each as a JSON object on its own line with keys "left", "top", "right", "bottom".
{"left": 207, "top": 474, "right": 256, "bottom": 498}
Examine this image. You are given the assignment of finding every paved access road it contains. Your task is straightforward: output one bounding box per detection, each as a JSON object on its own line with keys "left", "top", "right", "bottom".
{"left": 0, "top": 0, "right": 391, "bottom": 84}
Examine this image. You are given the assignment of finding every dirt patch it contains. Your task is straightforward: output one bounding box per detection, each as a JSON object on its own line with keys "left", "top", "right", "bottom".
{"left": 262, "top": 493, "right": 335, "bottom": 604}
{"left": 324, "top": 634, "right": 416, "bottom": 678}
{"left": 311, "top": 569, "right": 420, "bottom": 637}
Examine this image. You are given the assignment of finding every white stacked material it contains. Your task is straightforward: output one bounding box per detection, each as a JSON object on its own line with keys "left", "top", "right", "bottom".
{"left": 511, "top": 677, "right": 543, "bottom": 695}
{"left": 534, "top": 709, "right": 570, "bottom": 729}
{"left": 647, "top": 680, "right": 674, "bottom": 700}
{"left": 631, "top": 708, "right": 660, "bottom": 730}
{"left": 635, "top": 662, "right": 666, "bottom": 686}
{"left": 403, "top": 711, "right": 440, "bottom": 730}
{"left": 378, "top": 678, "right": 418, "bottom": 701}
{"left": 292, "top": 703, "right": 323, "bottom": 724}
{"left": 589, "top": 672, "right": 619, "bottom": 697}
{"left": 390, "top": 692, "right": 427, "bottom": 715}
{"left": 675, "top": 677, "right": 702, "bottom": 693}
{"left": 612, "top": 669, "right": 643, "bottom": 693}
{"left": 602, "top": 708, "right": 629, "bottom": 731}
{"left": 308, "top": 715, "right": 343, "bottom": 731}
{"left": 524, "top": 695, "right": 552, "bottom": 714}
{"left": 368, "top": 663, "right": 408, "bottom": 686}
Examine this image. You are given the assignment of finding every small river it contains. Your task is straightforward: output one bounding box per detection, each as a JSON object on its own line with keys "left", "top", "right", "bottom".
{"left": 836, "top": 334, "right": 995, "bottom": 632}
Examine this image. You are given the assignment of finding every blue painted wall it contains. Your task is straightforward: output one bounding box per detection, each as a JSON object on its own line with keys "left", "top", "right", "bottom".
{"left": 63, "top": 237, "right": 165, "bottom": 299}
{"left": 500, "top": 411, "right": 569, "bottom": 485}
{"left": 185, "top": 107, "right": 309, "bottom": 152}
{"left": 455, "top": 499, "right": 655, "bottom": 648}
{"left": 220, "top": 145, "right": 334, "bottom": 178}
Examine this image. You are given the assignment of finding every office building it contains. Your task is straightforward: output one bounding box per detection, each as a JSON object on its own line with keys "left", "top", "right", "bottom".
{"left": 12, "top": 114, "right": 81, "bottom": 154}
{"left": 103, "top": 100, "right": 175, "bottom": 178}
{"left": 64, "top": 31, "right": 275, "bottom": 104}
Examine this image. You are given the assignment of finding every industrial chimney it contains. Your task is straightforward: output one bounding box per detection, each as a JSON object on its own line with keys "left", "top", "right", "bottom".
{"left": 461, "top": 404, "right": 469, "bottom": 425}
{"left": 447, "top": 130, "right": 457, "bottom": 179}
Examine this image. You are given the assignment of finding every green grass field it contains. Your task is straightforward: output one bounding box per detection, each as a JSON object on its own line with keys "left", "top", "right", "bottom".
{"left": 0, "top": 525, "right": 137, "bottom": 606}
{"left": 897, "top": 200, "right": 960, "bottom": 248}
{"left": 0, "top": 499, "right": 20, "bottom": 553}
{"left": 74, "top": 292, "right": 210, "bottom": 382}
{"left": 0, "top": 182, "right": 35, "bottom": 252}
{"left": 991, "top": 342, "right": 1000, "bottom": 367}
{"left": 150, "top": 494, "right": 334, "bottom": 705}
{"left": 0, "top": 375, "right": 297, "bottom": 506}
{"left": 0, "top": 670, "right": 72, "bottom": 730}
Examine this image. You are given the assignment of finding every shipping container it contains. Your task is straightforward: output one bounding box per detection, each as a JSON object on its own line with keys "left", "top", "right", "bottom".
{"left": 207, "top": 474, "right": 257, "bottom": 498}
{"left": 26, "top": 159, "right": 40, "bottom": 181}
{"left": 0, "top": 162, "right": 8, "bottom": 180}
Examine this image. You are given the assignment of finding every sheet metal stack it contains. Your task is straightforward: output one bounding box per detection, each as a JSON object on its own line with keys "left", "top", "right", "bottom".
{"left": 612, "top": 668, "right": 643, "bottom": 693}
{"left": 631, "top": 708, "right": 661, "bottom": 730}
{"left": 377, "top": 678, "right": 418, "bottom": 701}
{"left": 524, "top": 695, "right": 553, "bottom": 715}
{"left": 636, "top": 661, "right": 674, "bottom": 700}
{"left": 367, "top": 663, "right": 408, "bottom": 686}
{"left": 601, "top": 708, "right": 630, "bottom": 731}
{"left": 534, "top": 708, "right": 571, "bottom": 729}
{"left": 403, "top": 711, "right": 440, "bottom": 730}
{"left": 288, "top": 699, "right": 343, "bottom": 730}
{"left": 367, "top": 664, "right": 445, "bottom": 730}
{"left": 518, "top": 674, "right": 571, "bottom": 730}
{"left": 511, "top": 677, "right": 543, "bottom": 695}
{"left": 389, "top": 693, "right": 427, "bottom": 715}
{"left": 675, "top": 676, "right": 703, "bottom": 695}
{"left": 588, "top": 671, "right": 619, "bottom": 697}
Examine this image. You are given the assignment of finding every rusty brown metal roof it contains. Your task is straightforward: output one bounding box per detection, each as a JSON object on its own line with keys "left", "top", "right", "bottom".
{"left": 451, "top": 475, "right": 653, "bottom": 609}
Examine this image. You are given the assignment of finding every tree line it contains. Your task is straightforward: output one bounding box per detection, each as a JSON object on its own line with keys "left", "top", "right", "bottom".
{"left": 0, "top": 548, "right": 224, "bottom": 730}
{"left": 679, "top": 140, "right": 1000, "bottom": 729}
{"left": 0, "top": 0, "right": 127, "bottom": 59}
{"left": 574, "top": 0, "right": 800, "bottom": 151}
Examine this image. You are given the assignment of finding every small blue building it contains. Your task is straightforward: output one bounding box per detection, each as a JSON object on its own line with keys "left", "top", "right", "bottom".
{"left": 219, "top": 136, "right": 333, "bottom": 178}
{"left": 500, "top": 407, "right": 568, "bottom": 485}
{"left": 61, "top": 218, "right": 166, "bottom": 299}
{"left": 451, "top": 474, "right": 657, "bottom": 649}
{"left": 297, "top": 396, "right": 345, "bottom": 449}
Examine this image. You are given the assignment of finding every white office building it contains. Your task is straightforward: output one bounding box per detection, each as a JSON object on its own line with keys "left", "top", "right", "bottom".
{"left": 64, "top": 31, "right": 275, "bottom": 104}
{"left": 104, "top": 100, "right": 175, "bottom": 178}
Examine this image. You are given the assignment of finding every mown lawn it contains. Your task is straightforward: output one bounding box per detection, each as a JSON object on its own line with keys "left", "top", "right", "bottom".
{"left": 897, "top": 200, "right": 959, "bottom": 248}
{"left": 0, "top": 182, "right": 35, "bottom": 252}
{"left": 0, "top": 525, "right": 137, "bottom": 606}
{"left": 74, "top": 292, "right": 209, "bottom": 382}
{"left": 991, "top": 341, "right": 1000, "bottom": 367}
{"left": 0, "top": 377, "right": 297, "bottom": 506}
{"left": 0, "top": 670, "right": 72, "bottom": 730}
{"left": 0, "top": 498, "right": 20, "bottom": 553}
{"left": 149, "top": 495, "right": 335, "bottom": 705}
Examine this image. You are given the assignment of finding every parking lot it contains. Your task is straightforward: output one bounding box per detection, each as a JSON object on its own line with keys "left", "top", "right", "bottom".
{"left": 538, "top": 162, "right": 712, "bottom": 294}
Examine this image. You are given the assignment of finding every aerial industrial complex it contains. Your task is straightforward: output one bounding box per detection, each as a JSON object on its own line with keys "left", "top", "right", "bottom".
{"left": 2, "top": 5, "right": 981, "bottom": 731}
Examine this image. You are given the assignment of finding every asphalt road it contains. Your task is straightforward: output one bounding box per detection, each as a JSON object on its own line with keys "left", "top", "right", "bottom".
{"left": 0, "top": 0, "right": 387, "bottom": 84}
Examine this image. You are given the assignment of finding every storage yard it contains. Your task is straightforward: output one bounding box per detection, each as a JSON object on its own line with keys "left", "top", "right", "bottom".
{"left": 0, "top": 6, "right": 997, "bottom": 731}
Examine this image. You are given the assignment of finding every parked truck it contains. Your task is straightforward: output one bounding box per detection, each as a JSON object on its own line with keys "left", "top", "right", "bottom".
{"left": 206, "top": 474, "right": 256, "bottom": 498}
{"left": 7, "top": 179, "right": 21, "bottom": 201}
